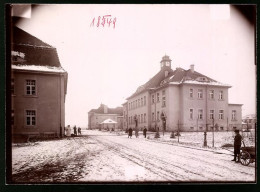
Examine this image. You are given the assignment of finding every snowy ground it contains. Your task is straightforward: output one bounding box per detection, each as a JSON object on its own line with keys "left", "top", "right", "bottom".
{"left": 12, "top": 130, "right": 256, "bottom": 183}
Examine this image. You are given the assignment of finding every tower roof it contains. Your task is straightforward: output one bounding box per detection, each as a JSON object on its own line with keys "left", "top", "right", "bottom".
{"left": 160, "top": 55, "right": 172, "bottom": 63}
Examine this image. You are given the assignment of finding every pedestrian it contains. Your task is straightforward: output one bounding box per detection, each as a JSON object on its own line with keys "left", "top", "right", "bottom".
{"left": 135, "top": 127, "right": 139, "bottom": 138}
{"left": 78, "top": 127, "right": 81, "bottom": 135}
{"left": 232, "top": 129, "right": 242, "bottom": 162}
{"left": 65, "top": 125, "right": 71, "bottom": 137}
{"left": 73, "top": 125, "right": 77, "bottom": 136}
{"left": 128, "top": 127, "right": 133, "bottom": 138}
{"left": 143, "top": 126, "right": 147, "bottom": 138}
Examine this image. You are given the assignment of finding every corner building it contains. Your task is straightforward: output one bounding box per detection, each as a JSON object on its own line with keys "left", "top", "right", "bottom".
{"left": 124, "top": 55, "right": 242, "bottom": 132}
{"left": 11, "top": 27, "right": 68, "bottom": 140}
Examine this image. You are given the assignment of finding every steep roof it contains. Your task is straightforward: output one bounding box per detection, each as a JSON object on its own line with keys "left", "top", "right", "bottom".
{"left": 89, "top": 104, "right": 123, "bottom": 115}
{"left": 11, "top": 26, "right": 61, "bottom": 67}
{"left": 127, "top": 65, "right": 230, "bottom": 100}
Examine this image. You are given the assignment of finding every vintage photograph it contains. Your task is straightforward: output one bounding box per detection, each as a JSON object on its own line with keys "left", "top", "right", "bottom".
{"left": 7, "top": 4, "right": 256, "bottom": 183}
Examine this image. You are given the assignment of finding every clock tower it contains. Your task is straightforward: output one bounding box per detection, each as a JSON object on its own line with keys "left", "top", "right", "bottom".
{"left": 160, "top": 55, "right": 172, "bottom": 70}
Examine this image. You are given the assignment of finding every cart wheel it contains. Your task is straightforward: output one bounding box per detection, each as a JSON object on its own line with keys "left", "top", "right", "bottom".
{"left": 240, "top": 151, "right": 251, "bottom": 166}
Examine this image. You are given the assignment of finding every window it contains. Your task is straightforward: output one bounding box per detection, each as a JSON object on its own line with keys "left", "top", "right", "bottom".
{"left": 129, "top": 117, "right": 130, "bottom": 124}
{"left": 198, "top": 109, "right": 203, "bottom": 120}
{"left": 162, "top": 96, "right": 166, "bottom": 107}
{"left": 141, "top": 114, "right": 143, "bottom": 123}
{"left": 157, "top": 93, "right": 160, "bottom": 102}
{"left": 152, "top": 95, "right": 155, "bottom": 104}
{"left": 190, "top": 127, "right": 194, "bottom": 130}
{"left": 26, "top": 110, "right": 36, "bottom": 126}
{"left": 138, "top": 115, "right": 140, "bottom": 123}
{"left": 157, "top": 111, "right": 160, "bottom": 121}
{"left": 11, "top": 79, "right": 15, "bottom": 95}
{"left": 189, "top": 109, "right": 193, "bottom": 119}
{"left": 138, "top": 99, "right": 140, "bottom": 107}
{"left": 219, "top": 91, "right": 224, "bottom": 100}
{"left": 152, "top": 112, "right": 155, "bottom": 121}
{"left": 26, "top": 80, "right": 36, "bottom": 95}
{"left": 141, "top": 98, "right": 143, "bottom": 106}
{"left": 210, "top": 126, "right": 214, "bottom": 130}
{"left": 209, "top": 90, "right": 214, "bottom": 99}
{"left": 219, "top": 110, "right": 224, "bottom": 120}
{"left": 190, "top": 88, "right": 193, "bottom": 98}
{"left": 209, "top": 110, "right": 214, "bottom": 120}
{"left": 232, "top": 110, "right": 236, "bottom": 120}
{"left": 199, "top": 126, "right": 203, "bottom": 130}
{"left": 220, "top": 126, "right": 224, "bottom": 131}
{"left": 144, "top": 113, "right": 146, "bottom": 123}
{"left": 11, "top": 110, "right": 14, "bottom": 125}
{"left": 144, "top": 96, "right": 146, "bottom": 105}
{"left": 198, "top": 89, "right": 203, "bottom": 99}
{"left": 162, "top": 90, "right": 165, "bottom": 95}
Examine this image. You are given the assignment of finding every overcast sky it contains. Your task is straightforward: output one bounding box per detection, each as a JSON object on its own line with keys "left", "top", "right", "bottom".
{"left": 15, "top": 4, "right": 256, "bottom": 128}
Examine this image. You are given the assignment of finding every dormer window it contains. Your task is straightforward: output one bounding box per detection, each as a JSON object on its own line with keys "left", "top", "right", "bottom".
{"left": 160, "top": 80, "right": 167, "bottom": 86}
{"left": 196, "top": 77, "right": 208, "bottom": 82}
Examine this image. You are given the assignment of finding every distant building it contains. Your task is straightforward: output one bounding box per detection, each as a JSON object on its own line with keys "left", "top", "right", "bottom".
{"left": 123, "top": 55, "right": 242, "bottom": 132}
{"left": 11, "top": 26, "right": 68, "bottom": 140}
{"left": 88, "top": 104, "right": 123, "bottom": 130}
{"left": 242, "top": 114, "right": 256, "bottom": 130}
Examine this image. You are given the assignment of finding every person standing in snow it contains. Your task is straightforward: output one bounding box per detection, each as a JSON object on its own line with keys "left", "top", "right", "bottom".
{"left": 128, "top": 127, "right": 133, "bottom": 138}
{"left": 65, "top": 125, "right": 71, "bottom": 137}
{"left": 135, "top": 127, "right": 139, "bottom": 138}
{"left": 232, "top": 129, "right": 242, "bottom": 162}
{"left": 143, "top": 126, "right": 147, "bottom": 138}
{"left": 78, "top": 127, "right": 81, "bottom": 135}
{"left": 73, "top": 125, "right": 77, "bottom": 136}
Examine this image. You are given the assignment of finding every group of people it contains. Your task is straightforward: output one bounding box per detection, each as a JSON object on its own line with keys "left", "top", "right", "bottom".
{"left": 65, "top": 125, "right": 81, "bottom": 137}
{"left": 127, "top": 127, "right": 147, "bottom": 139}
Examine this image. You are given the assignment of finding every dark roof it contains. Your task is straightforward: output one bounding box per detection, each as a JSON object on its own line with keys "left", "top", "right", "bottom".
{"left": 89, "top": 104, "right": 123, "bottom": 115}
{"left": 127, "top": 67, "right": 174, "bottom": 99}
{"left": 11, "top": 26, "right": 61, "bottom": 67}
{"left": 127, "top": 66, "right": 224, "bottom": 100}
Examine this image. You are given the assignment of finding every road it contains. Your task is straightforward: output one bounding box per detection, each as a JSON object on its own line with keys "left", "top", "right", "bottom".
{"left": 12, "top": 130, "right": 255, "bottom": 183}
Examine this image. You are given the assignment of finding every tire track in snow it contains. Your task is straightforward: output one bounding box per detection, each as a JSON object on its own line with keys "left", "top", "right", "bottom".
{"left": 90, "top": 136, "right": 208, "bottom": 181}
{"left": 89, "top": 134, "right": 254, "bottom": 181}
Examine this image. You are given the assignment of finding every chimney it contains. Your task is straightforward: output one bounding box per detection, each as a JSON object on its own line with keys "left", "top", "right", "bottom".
{"left": 165, "top": 70, "right": 169, "bottom": 77}
{"left": 190, "top": 64, "right": 194, "bottom": 73}
{"left": 104, "top": 105, "right": 108, "bottom": 113}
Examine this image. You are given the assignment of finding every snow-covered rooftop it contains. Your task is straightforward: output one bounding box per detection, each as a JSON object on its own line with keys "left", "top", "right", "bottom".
{"left": 182, "top": 80, "right": 231, "bottom": 87}
{"left": 11, "top": 51, "right": 25, "bottom": 58}
{"left": 12, "top": 64, "right": 66, "bottom": 73}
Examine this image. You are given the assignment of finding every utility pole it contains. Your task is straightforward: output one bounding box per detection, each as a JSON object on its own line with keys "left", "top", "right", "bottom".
{"left": 197, "top": 118, "right": 198, "bottom": 133}
{"left": 212, "top": 117, "right": 215, "bottom": 147}
{"left": 227, "top": 117, "right": 229, "bottom": 132}
{"left": 178, "top": 120, "right": 180, "bottom": 143}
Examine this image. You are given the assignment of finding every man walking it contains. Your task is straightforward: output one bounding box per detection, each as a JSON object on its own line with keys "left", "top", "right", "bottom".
{"left": 232, "top": 129, "right": 242, "bottom": 162}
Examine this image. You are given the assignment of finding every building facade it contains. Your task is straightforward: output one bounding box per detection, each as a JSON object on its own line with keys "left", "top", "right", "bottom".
{"left": 242, "top": 114, "right": 256, "bottom": 130}
{"left": 123, "top": 55, "right": 242, "bottom": 132}
{"left": 11, "top": 27, "right": 68, "bottom": 140}
{"left": 88, "top": 104, "right": 123, "bottom": 130}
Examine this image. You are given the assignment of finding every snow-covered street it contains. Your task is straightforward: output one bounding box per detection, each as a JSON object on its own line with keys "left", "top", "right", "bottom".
{"left": 12, "top": 130, "right": 255, "bottom": 183}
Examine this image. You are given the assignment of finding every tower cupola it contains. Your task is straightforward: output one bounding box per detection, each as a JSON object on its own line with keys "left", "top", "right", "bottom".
{"left": 160, "top": 55, "right": 172, "bottom": 69}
